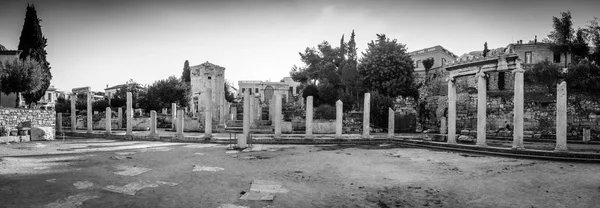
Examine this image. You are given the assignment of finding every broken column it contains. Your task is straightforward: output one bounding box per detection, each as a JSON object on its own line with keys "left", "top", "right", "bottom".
{"left": 476, "top": 72, "right": 487, "bottom": 147}
{"left": 440, "top": 116, "right": 447, "bottom": 134}
{"left": 447, "top": 77, "right": 457, "bottom": 144}
{"left": 231, "top": 107, "right": 237, "bottom": 121}
{"left": 249, "top": 96, "right": 255, "bottom": 127}
{"left": 239, "top": 90, "right": 250, "bottom": 148}
{"left": 583, "top": 128, "right": 591, "bottom": 142}
{"left": 71, "top": 94, "right": 76, "bottom": 132}
{"left": 149, "top": 110, "right": 159, "bottom": 140}
{"left": 306, "top": 96, "right": 313, "bottom": 139}
{"left": 118, "top": 107, "right": 123, "bottom": 129}
{"left": 335, "top": 100, "right": 343, "bottom": 138}
{"left": 363, "top": 93, "right": 371, "bottom": 138}
{"left": 274, "top": 93, "right": 282, "bottom": 139}
{"left": 126, "top": 92, "right": 133, "bottom": 136}
{"left": 555, "top": 81, "right": 568, "bottom": 152}
{"left": 57, "top": 113, "right": 63, "bottom": 134}
{"left": 176, "top": 109, "right": 184, "bottom": 140}
{"left": 87, "top": 92, "right": 93, "bottom": 134}
{"left": 105, "top": 107, "right": 111, "bottom": 134}
{"left": 205, "top": 88, "right": 213, "bottom": 138}
{"left": 171, "top": 103, "right": 177, "bottom": 131}
{"left": 512, "top": 65, "right": 525, "bottom": 149}
{"left": 388, "top": 108, "right": 395, "bottom": 139}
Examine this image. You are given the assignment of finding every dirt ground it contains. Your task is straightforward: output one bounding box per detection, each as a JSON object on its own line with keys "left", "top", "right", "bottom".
{"left": 1, "top": 139, "right": 600, "bottom": 208}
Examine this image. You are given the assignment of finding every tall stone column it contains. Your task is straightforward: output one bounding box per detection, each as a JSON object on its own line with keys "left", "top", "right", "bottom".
{"left": 476, "top": 72, "right": 487, "bottom": 147}
{"left": 555, "top": 81, "right": 568, "bottom": 152}
{"left": 249, "top": 96, "right": 255, "bottom": 127}
{"left": 447, "top": 78, "right": 457, "bottom": 144}
{"left": 388, "top": 108, "right": 395, "bottom": 139}
{"left": 306, "top": 96, "right": 313, "bottom": 139}
{"left": 440, "top": 116, "right": 447, "bottom": 134}
{"left": 191, "top": 96, "right": 196, "bottom": 118}
{"left": 274, "top": 93, "right": 282, "bottom": 139}
{"left": 126, "top": 92, "right": 133, "bottom": 136}
{"left": 512, "top": 66, "right": 525, "bottom": 149}
{"left": 220, "top": 96, "right": 226, "bottom": 125}
{"left": 205, "top": 88, "right": 213, "bottom": 138}
{"left": 57, "top": 113, "right": 63, "bottom": 134}
{"left": 171, "top": 103, "right": 177, "bottom": 131}
{"left": 71, "top": 94, "right": 76, "bottom": 132}
{"left": 335, "top": 100, "right": 343, "bottom": 138}
{"left": 176, "top": 109, "right": 184, "bottom": 140}
{"left": 232, "top": 107, "right": 237, "bottom": 121}
{"left": 149, "top": 110, "right": 159, "bottom": 140}
{"left": 240, "top": 90, "right": 249, "bottom": 148}
{"left": 117, "top": 107, "right": 123, "bottom": 129}
{"left": 363, "top": 93, "right": 371, "bottom": 138}
{"left": 87, "top": 92, "right": 93, "bottom": 134}
{"left": 105, "top": 107, "right": 111, "bottom": 134}
{"left": 583, "top": 128, "right": 591, "bottom": 142}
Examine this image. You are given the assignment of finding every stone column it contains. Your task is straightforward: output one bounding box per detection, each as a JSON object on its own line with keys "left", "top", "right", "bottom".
{"left": 269, "top": 96, "right": 275, "bottom": 121}
{"left": 232, "top": 107, "right": 237, "bottom": 121}
{"left": 126, "top": 92, "right": 133, "bottom": 136}
{"left": 176, "top": 109, "right": 184, "bottom": 140}
{"left": 476, "top": 72, "right": 487, "bottom": 147}
{"left": 191, "top": 96, "right": 196, "bottom": 118}
{"left": 512, "top": 66, "right": 525, "bottom": 149}
{"left": 274, "top": 93, "right": 282, "bottom": 139}
{"left": 555, "top": 81, "right": 568, "bottom": 152}
{"left": 171, "top": 103, "right": 177, "bottom": 131}
{"left": 363, "top": 93, "right": 371, "bottom": 138}
{"left": 306, "top": 96, "right": 313, "bottom": 139}
{"left": 105, "top": 107, "right": 111, "bottom": 134}
{"left": 447, "top": 78, "right": 457, "bottom": 144}
{"left": 388, "top": 108, "right": 395, "bottom": 139}
{"left": 440, "top": 116, "right": 447, "bottom": 134}
{"left": 71, "top": 94, "right": 76, "bottom": 132}
{"left": 249, "top": 96, "right": 255, "bottom": 127}
{"left": 149, "top": 110, "right": 159, "bottom": 140}
{"left": 205, "top": 88, "right": 213, "bottom": 138}
{"left": 335, "top": 100, "right": 343, "bottom": 138}
{"left": 240, "top": 90, "right": 249, "bottom": 148}
{"left": 117, "top": 107, "right": 123, "bottom": 129}
{"left": 87, "top": 92, "right": 93, "bottom": 134}
{"left": 583, "top": 128, "right": 591, "bottom": 142}
{"left": 57, "top": 113, "right": 63, "bottom": 134}
{"left": 220, "top": 96, "right": 226, "bottom": 125}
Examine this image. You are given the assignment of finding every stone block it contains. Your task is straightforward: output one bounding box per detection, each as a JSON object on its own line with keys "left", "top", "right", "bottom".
{"left": 533, "top": 134, "right": 542, "bottom": 139}
{"left": 31, "top": 127, "right": 55, "bottom": 141}
{"left": 460, "top": 130, "right": 469, "bottom": 135}
{"left": 457, "top": 135, "right": 475, "bottom": 143}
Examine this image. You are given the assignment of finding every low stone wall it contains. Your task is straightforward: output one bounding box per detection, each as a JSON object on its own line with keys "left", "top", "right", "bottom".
{"left": 0, "top": 108, "right": 56, "bottom": 132}
{"left": 313, "top": 120, "right": 336, "bottom": 134}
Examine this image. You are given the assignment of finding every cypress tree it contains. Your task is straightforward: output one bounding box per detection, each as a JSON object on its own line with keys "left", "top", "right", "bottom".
{"left": 18, "top": 4, "right": 51, "bottom": 105}
{"left": 182, "top": 60, "right": 191, "bottom": 83}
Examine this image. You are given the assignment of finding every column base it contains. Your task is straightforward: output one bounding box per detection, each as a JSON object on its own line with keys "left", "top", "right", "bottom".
{"left": 476, "top": 142, "right": 487, "bottom": 147}
{"left": 554, "top": 147, "right": 568, "bottom": 152}
{"left": 274, "top": 135, "right": 282, "bottom": 140}
{"left": 511, "top": 146, "right": 525, "bottom": 150}
{"left": 305, "top": 135, "right": 314, "bottom": 139}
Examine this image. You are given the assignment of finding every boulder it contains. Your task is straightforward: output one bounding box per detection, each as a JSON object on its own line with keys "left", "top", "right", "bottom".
{"left": 457, "top": 135, "right": 475, "bottom": 143}
{"left": 31, "top": 127, "right": 55, "bottom": 141}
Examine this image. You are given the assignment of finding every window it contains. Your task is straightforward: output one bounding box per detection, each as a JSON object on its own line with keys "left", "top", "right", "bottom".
{"left": 498, "top": 72, "right": 505, "bottom": 90}
{"left": 242, "top": 88, "right": 245, "bottom": 93}
{"left": 416, "top": 60, "right": 421, "bottom": 68}
{"left": 442, "top": 58, "right": 446, "bottom": 66}
{"left": 525, "top": 52, "right": 532, "bottom": 64}
{"left": 47, "top": 93, "right": 51, "bottom": 101}
{"left": 255, "top": 88, "right": 259, "bottom": 93}
{"left": 208, "top": 76, "right": 212, "bottom": 80}
{"left": 553, "top": 52, "right": 561, "bottom": 63}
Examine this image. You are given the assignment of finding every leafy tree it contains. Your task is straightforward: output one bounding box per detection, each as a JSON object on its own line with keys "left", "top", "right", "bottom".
{"left": 358, "top": 34, "right": 417, "bottom": 99}
{"left": 339, "top": 30, "right": 363, "bottom": 105}
{"left": 290, "top": 41, "right": 344, "bottom": 85}
{"left": 483, "top": 42, "right": 490, "bottom": 57}
{"left": 302, "top": 84, "right": 319, "bottom": 106}
{"left": 422, "top": 58, "right": 434, "bottom": 76}
{"left": 54, "top": 97, "right": 70, "bottom": 113}
{"left": 317, "top": 82, "right": 337, "bottom": 106}
{"left": 548, "top": 11, "right": 574, "bottom": 67}
{"left": 182, "top": 60, "right": 191, "bottom": 83}
{"left": 18, "top": 4, "right": 52, "bottom": 106}
{"left": 224, "top": 80, "right": 235, "bottom": 102}
{"left": 139, "top": 76, "right": 190, "bottom": 111}
{"left": 369, "top": 91, "right": 395, "bottom": 128}
{"left": 584, "top": 17, "right": 600, "bottom": 64}
{"left": 524, "top": 60, "right": 563, "bottom": 93}
{"left": 0, "top": 58, "right": 44, "bottom": 107}
{"left": 572, "top": 28, "right": 590, "bottom": 62}
{"left": 565, "top": 60, "right": 600, "bottom": 92}
{"left": 111, "top": 82, "right": 147, "bottom": 109}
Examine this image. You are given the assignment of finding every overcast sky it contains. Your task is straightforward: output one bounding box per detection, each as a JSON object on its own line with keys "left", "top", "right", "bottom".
{"left": 0, "top": 0, "right": 598, "bottom": 92}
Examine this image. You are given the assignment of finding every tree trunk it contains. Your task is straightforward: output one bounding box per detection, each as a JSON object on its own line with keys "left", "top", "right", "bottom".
{"left": 15, "top": 93, "right": 20, "bottom": 108}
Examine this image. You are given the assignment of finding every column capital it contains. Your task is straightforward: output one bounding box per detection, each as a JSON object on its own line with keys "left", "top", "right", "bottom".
{"left": 512, "top": 68, "right": 525, "bottom": 74}
{"left": 445, "top": 76, "right": 455, "bottom": 83}
{"left": 476, "top": 71, "right": 487, "bottom": 78}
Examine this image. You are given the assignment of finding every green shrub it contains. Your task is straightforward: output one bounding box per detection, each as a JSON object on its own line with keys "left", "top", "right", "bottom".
{"left": 369, "top": 91, "right": 395, "bottom": 128}
{"left": 315, "top": 104, "right": 336, "bottom": 120}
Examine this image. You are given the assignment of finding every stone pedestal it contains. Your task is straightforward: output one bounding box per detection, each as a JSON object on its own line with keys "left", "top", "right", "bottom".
{"left": 149, "top": 110, "right": 159, "bottom": 140}
{"left": 240, "top": 91, "right": 250, "bottom": 148}
{"left": 205, "top": 88, "right": 213, "bottom": 138}
{"left": 583, "top": 128, "right": 591, "bottom": 142}
{"left": 126, "top": 92, "right": 133, "bottom": 136}
{"left": 87, "top": 92, "right": 93, "bottom": 134}
{"left": 388, "top": 108, "right": 395, "bottom": 139}
{"left": 335, "top": 100, "right": 343, "bottom": 138}
{"left": 447, "top": 78, "right": 457, "bottom": 144}
{"left": 71, "top": 95, "right": 76, "bottom": 132}
{"left": 171, "top": 103, "right": 177, "bottom": 131}
{"left": 476, "top": 72, "right": 487, "bottom": 147}
{"left": 363, "top": 93, "right": 371, "bottom": 138}
{"left": 440, "top": 116, "right": 447, "bottom": 134}
{"left": 176, "top": 110, "right": 184, "bottom": 140}
{"left": 555, "top": 81, "right": 568, "bottom": 152}
{"left": 117, "top": 107, "right": 123, "bottom": 129}
{"left": 274, "top": 93, "right": 282, "bottom": 139}
{"left": 512, "top": 67, "right": 525, "bottom": 150}
{"left": 306, "top": 96, "right": 313, "bottom": 139}
{"left": 105, "top": 107, "right": 111, "bottom": 134}
{"left": 57, "top": 113, "right": 63, "bottom": 133}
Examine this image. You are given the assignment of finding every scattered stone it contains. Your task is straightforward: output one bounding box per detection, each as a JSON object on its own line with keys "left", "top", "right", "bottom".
{"left": 46, "top": 193, "right": 99, "bottom": 208}
{"left": 114, "top": 165, "right": 151, "bottom": 176}
{"left": 109, "top": 156, "right": 132, "bottom": 160}
{"left": 104, "top": 182, "right": 159, "bottom": 196}
{"left": 217, "top": 204, "right": 250, "bottom": 208}
{"left": 226, "top": 151, "right": 239, "bottom": 154}
{"left": 249, "top": 180, "right": 289, "bottom": 193}
{"left": 457, "top": 135, "right": 476, "bottom": 143}
{"left": 192, "top": 165, "right": 224, "bottom": 172}
{"left": 31, "top": 127, "right": 55, "bottom": 141}
{"left": 240, "top": 191, "right": 275, "bottom": 201}
{"left": 156, "top": 181, "right": 179, "bottom": 187}
{"left": 33, "top": 166, "right": 49, "bottom": 170}
{"left": 46, "top": 179, "right": 56, "bottom": 183}
{"left": 35, "top": 143, "right": 46, "bottom": 148}
{"left": 73, "top": 181, "right": 94, "bottom": 189}
{"left": 379, "top": 144, "right": 391, "bottom": 147}
{"left": 115, "top": 152, "right": 137, "bottom": 156}
{"left": 194, "top": 153, "right": 205, "bottom": 156}
{"left": 386, "top": 152, "right": 402, "bottom": 157}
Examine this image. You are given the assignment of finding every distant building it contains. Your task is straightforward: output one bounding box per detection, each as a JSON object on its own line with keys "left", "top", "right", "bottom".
{"left": 237, "top": 77, "right": 300, "bottom": 103}
{"left": 104, "top": 79, "right": 146, "bottom": 99}
{"left": 0, "top": 44, "right": 25, "bottom": 108}
{"left": 506, "top": 39, "right": 572, "bottom": 68}
{"left": 409, "top": 45, "right": 458, "bottom": 76}
{"left": 37, "top": 85, "right": 72, "bottom": 110}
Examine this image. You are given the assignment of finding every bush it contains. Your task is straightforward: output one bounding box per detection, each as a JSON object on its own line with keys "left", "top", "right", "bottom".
{"left": 524, "top": 60, "right": 563, "bottom": 93}
{"left": 314, "top": 104, "right": 336, "bottom": 120}
{"left": 566, "top": 60, "right": 600, "bottom": 92}
{"left": 302, "top": 84, "right": 319, "bottom": 103}
{"left": 369, "top": 91, "right": 395, "bottom": 128}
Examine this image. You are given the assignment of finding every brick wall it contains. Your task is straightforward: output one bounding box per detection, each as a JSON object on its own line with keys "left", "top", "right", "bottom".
{"left": 0, "top": 108, "right": 56, "bottom": 131}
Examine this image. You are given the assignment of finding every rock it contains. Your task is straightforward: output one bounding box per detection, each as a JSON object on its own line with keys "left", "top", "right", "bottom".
{"left": 457, "top": 135, "right": 475, "bottom": 143}
{"left": 30, "top": 127, "right": 54, "bottom": 141}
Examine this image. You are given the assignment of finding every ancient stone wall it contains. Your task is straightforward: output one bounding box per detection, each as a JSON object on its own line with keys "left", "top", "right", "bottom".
{"left": 0, "top": 108, "right": 56, "bottom": 131}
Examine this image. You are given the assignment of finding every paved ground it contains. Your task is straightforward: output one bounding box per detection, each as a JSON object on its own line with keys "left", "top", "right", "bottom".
{"left": 1, "top": 138, "right": 600, "bottom": 207}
